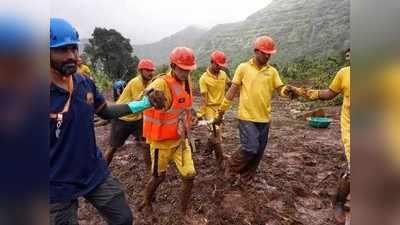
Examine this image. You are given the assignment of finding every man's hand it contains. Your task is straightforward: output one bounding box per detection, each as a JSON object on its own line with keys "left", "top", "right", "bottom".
{"left": 144, "top": 88, "right": 166, "bottom": 109}
{"left": 283, "top": 85, "right": 306, "bottom": 99}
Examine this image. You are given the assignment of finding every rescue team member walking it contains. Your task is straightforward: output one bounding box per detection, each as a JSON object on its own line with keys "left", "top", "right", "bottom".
{"left": 197, "top": 50, "right": 231, "bottom": 169}
{"left": 104, "top": 59, "right": 156, "bottom": 171}
{"left": 300, "top": 48, "right": 351, "bottom": 224}
{"left": 139, "top": 47, "right": 197, "bottom": 223}
{"left": 49, "top": 18, "right": 165, "bottom": 225}
{"left": 213, "top": 36, "right": 301, "bottom": 186}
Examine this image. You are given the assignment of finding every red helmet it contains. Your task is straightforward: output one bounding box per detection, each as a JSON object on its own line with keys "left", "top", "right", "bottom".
{"left": 138, "top": 58, "right": 155, "bottom": 71}
{"left": 254, "top": 36, "right": 277, "bottom": 54}
{"left": 169, "top": 47, "right": 197, "bottom": 71}
{"left": 210, "top": 50, "right": 228, "bottom": 68}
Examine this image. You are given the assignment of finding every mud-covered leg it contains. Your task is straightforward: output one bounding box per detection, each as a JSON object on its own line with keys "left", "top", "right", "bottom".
{"left": 139, "top": 142, "right": 152, "bottom": 173}
{"left": 104, "top": 146, "right": 118, "bottom": 166}
{"left": 334, "top": 171, "right": 350, "bottom": 224}
{"left": 139, "top": 173, "right": 165, "bottom": 214}
{"left": 225, "top": 149, "right": 253, "bottom": 186}
{"left": 179, "top": 176, "right": 195, "bottom": 224}
{"left": 138, "top": 148, "right": 165, "bottom": 222}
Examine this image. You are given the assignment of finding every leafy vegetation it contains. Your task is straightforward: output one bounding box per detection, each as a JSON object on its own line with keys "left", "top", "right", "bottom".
{"left": 91, "top": 69, "right": 112, "bottom": 92}
{"left": 83, "top": 27, "right": 139, "bottom": 82}
{"left": 278, "top": 51, "right": 349, "bottom": 108}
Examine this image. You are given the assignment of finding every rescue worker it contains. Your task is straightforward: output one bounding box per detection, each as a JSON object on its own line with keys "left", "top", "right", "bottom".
{"left": 213, "top": 36, "right": 301, "bottom": 186}
{"left": 78, "top": 56, "right": 91, "bottom": 77}
{"left": 112, "top": 79, "right": 126, "bottom": 101}
{"left": 299, "top": 48, "right": 351, "bottom": 224}
{"left": 49, "top": 18, "right": 165, "bottom": 225}
{"left": 104, "top": 58, "right": 156, "bottom": 172}
{"left": 197, "top": 50, "right": 231, "bottom": 169}
{"left": 139, "top": 47, "right": 197, "bottom": 223}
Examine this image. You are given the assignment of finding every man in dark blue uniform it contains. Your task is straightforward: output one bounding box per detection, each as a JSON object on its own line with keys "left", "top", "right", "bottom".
{"left": 49, "top": 18, "right": 165, "bottom": 225}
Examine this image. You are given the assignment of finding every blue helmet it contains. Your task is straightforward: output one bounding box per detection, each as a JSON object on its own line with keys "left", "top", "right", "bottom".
{"left": 113, "top": 80, "right": 126, "bottom": 89}
{"left": 50, "top": 18, "right": 79, "bottom": 48}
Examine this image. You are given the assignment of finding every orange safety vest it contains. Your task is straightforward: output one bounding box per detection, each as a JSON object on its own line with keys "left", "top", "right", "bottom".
{"left": 143, "top": 76, "right": 193, "bottom": 141}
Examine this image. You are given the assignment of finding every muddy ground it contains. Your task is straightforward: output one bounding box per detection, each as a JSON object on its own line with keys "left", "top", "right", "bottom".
{"left": 78, "top": 91, "right": 346, "bottom": 225}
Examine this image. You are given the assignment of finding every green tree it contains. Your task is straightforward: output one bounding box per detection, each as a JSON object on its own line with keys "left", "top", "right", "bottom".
{"left": 123, "top": 55, "right": 139, "bottom": 81}
{"left": 84, "top": 27, "right": 138, "bottom": 81}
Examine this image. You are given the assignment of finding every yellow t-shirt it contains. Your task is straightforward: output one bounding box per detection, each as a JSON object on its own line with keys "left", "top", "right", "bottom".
{"left": 329, "top": 66, "right": 350, "bottom": 161}
{"left": 199, "top": 68, "right": 230, "bottom": 119}
{"left": 79, "top": 64, "right": 91, "bottom": 76}
{"left": 378, "top": 63, "right": 400, "bottom": 171}
{"left": 117, "top": 75, "right": 148, "bottom": 121}
{"left": 146, "top": 72, "right": 193, "bottom": 149}
{"left": 232, "top": 58, "right": 284, "bottom": 123}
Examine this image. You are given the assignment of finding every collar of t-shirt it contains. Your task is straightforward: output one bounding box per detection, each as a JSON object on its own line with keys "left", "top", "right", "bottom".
{"left": 206, "top": 68, "right": 220, "bottom": 79}
{"left": 249, "top": 58, "right": 271, "bottom": 72}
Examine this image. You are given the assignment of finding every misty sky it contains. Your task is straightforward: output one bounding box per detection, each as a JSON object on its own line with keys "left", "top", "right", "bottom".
{"left": 50, "top": 0, "right": 271, "bottom": 44}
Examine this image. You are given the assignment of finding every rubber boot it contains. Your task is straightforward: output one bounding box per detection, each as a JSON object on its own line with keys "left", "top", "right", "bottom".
{"left": 180, "top": 176, "right": 195, "bottom": 224}
{"left": 240, "top": 166, "right": 257, "bottom": 187}
{"left": 224, "top": 149, "right": 252, "bottom": 188}
{"left": 104, "top": 147, "right": 117, "bottom": 166}
{"left": 240, "top": 148, "right": 264, "bottom": 185}
{"left": 139, "top": 173, "right": 165, "bottom": 217}
{"left": 334, "top": 172, "right": 350, "bottom": 224}
{"left": 226, "top": 150, "right": 252, "bottom": 177}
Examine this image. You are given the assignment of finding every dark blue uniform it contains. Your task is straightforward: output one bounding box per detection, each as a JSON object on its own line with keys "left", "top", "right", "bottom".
{"left": 50, "top": 74, "right": 108, "bottom": 202}
{"left": 49, "top": 74, "right": 133, "bottom": 225}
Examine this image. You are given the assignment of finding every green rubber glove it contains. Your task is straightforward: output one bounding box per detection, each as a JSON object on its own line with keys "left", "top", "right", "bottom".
{"left": 127, "top": 96, "right": 151, "bottom": 113}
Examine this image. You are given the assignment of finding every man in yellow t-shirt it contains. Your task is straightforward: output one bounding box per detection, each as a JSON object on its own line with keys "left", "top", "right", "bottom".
{"left": 301, "top": 48, "right": 350, "bottom": 223}
{"left": 214, "top": 36, "right": 301, "bottom": 185}
{"left": 77, "top": 57, "right": 92, "bottom": 78}
{"left": 139, "top": 47, "right": 197, "bottom": 223}
{"left": 104, "top": 59, "right": 156, "bottom": 172}
{"left": 198, "top": 50, "right": 231, "bottom": 168}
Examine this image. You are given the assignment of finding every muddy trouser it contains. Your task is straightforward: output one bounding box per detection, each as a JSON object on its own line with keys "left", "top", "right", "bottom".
{"left": 230, "top": 120, "right": 270, "bottom": 182}
{"left": 109, "top": 119, "right": 144, "bottom": 148}
{"left": 50, "top": 175, "right": 133, "bottom": 225}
